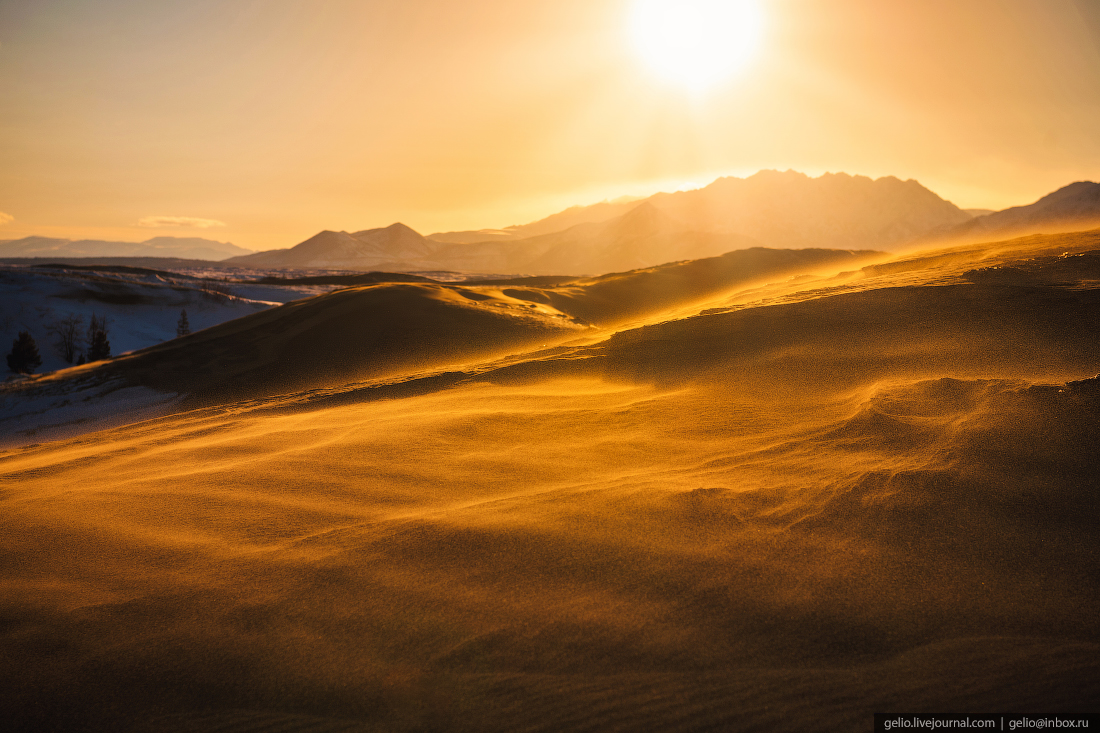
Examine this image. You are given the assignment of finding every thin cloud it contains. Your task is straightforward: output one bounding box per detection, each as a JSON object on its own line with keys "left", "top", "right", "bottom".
{"left": 138, "top": 215, "right": 226, "bottom": 229}
{"left": 0, "top": 212, "right": 13, "bottom": 225}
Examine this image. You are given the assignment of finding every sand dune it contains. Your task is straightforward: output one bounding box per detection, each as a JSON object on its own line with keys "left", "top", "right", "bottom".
{"left": 96, "top": 282, "right": 588, "bottom": 405}
{"left": 7, "top": 246, "right": 876, "bottom": 407}
{"left": 2, "top": 231, "right": 1099, "bottom": 730}
{"left": 482, "top": 246, "right": 883, "bottom": 328}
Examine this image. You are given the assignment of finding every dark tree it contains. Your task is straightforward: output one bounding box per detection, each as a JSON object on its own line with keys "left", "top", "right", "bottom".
{"left": 48, "top": 313, "right": 84, "bottom": 363}
{"left": 87, "top": 314, "right": 111, "bottom": 362}
{"left": 176, "top": 309, "right": 191, "bottom": 337}
{"left": 7, "top": 331, "right": 43, "bottom": 374}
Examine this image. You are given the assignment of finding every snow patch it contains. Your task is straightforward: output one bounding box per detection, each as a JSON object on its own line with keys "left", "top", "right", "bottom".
{"left": 0, "top": 377, "right": 180, "bottom": 449}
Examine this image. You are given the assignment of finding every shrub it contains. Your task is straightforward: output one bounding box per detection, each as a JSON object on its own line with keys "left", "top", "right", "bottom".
{"left": 48, "top": 314, "right": 84, "bottom": 364}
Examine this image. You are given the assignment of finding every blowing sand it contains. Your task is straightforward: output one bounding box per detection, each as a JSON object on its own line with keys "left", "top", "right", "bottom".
{"left": 1, "top": 235, "right": 1099, "bottom": 731}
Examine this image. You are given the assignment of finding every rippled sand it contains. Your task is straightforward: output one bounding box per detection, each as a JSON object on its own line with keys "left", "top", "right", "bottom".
{"left": 3, "top": 234, "right": 1099, "bottom": 731}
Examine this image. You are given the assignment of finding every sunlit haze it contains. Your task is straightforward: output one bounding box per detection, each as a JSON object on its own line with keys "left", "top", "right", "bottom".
{"left": 628, "top": 0, "right": 764, "bottom": 93}
{"left": 0, "top": 0, "right": 1098, "bottom": 250}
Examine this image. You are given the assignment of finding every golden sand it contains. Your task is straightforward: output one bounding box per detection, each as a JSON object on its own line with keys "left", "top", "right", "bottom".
{"left": 3, "top": 234, "right": 1099, "bottom": 730}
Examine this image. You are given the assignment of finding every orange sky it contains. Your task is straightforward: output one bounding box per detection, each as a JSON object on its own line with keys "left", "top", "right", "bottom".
{"left": 1, "top": 0, "right": 1098, "bottom": 252}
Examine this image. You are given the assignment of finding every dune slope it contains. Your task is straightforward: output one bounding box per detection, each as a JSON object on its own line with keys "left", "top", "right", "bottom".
{"left": 105, "top": 282, "right": 588, "bottom": 404}
{"left": 11, "top": 246, "right": 875, "bottom": 407}
{"left": 1, "top": 232, "right": 1099, "bottom": 731}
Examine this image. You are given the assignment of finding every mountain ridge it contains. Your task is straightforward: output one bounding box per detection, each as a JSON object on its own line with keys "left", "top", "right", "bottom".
{"left": 227, "top": 223, "right": 437, "bottom": 270}
{"left": 0, "top": 235, "right": 251, "bottom": 261}
{"left": 932, "top": 180, "right": 1100, "bottom": 244}
{"left": 230, "top": 170, "right": 973, "bottom": 275}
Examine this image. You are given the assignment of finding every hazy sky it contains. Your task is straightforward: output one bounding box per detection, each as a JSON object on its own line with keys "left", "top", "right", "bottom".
{"left": 1, "top": 0, "right": 1098, "bottom": 251}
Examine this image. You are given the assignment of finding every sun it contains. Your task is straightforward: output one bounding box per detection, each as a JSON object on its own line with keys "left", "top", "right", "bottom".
{"left": 628, "top": 0, "right": 764, "bottom": 93}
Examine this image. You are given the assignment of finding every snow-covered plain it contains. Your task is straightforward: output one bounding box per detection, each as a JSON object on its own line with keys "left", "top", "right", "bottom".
{"left": 0, "top": 376, "right": 180, "bottom": 449}
{"left": 0, "top": 264, "right": 334, "bottom": 374}
{"left": 0, "top": 264, "right": 353, "bottom": 445}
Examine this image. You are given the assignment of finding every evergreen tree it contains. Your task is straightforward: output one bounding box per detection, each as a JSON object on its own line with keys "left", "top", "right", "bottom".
{"left": 87, "top": 314, "right": 111, "bottom": 362}
{"left": 176, "top": 309, "right": 191, "bottom": 337}
{"left": 7, "top": 331, "right": 43, "bottom": 374}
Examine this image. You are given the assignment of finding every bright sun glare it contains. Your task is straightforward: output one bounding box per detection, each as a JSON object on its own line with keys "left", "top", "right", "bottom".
{"left": 629, "top": 0, "right": 764, "bottom": 93}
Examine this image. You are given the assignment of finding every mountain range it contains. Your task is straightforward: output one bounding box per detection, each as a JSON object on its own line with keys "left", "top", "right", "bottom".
{"left": 0, "top": 236, "right": 252, "bottom": 261}
{"left": 227, "top": 172, "right": 1100, "bottom": 275}
{"left": 225, "top": 224, "right": 431, "bottom": 270}
{"left": 227, "top": 171, "right": 975, "bottom": 274}
{"left": 926, "top": 180, "right": 1100, "bottom": 244}
{"left": 10, "top": 173, "right": 1100, "bottom": 275}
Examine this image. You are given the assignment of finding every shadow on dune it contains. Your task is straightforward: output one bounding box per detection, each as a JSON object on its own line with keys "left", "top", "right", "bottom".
{"left": 25, "top": 247, "right": 878, "bottom": 407}
{"left": 102, "top": 283, "right": 586, "bottom": 404}
{"left": 603, "top": 281, "right": 1100, "bottom": 391}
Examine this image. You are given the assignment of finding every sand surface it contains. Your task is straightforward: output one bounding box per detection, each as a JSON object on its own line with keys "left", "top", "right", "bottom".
{"left": 2, "top": 234, "right": 1099, "bottom": 731}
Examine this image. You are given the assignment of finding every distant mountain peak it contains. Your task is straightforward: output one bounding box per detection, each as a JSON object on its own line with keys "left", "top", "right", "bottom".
{"left": 0, "top": 235, "right": 250, "bottom": 261}
{"left": 930, "top": 180, "right": 1100, "bottom": 245}
{"left": 352, "top": 222, "right": 425, "bottom": 239}
{"left": 140, "top": 235, "right": 243, "bottom": 249}
{"left": 230, "top": 170, "right": 1100, "bottom": 276}
{"left": 1033, "top": 181, "right": 1099, "bottom": 207}
{"left": 750, "top": 169, "right": 809, "bottom": 180}
{"left": 227, "top": 223, "right": 433, "bottom": 269}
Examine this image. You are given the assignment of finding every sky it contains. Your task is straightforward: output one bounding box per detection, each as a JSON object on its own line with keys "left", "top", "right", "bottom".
{"left": 1, "top": 0, "right": 1098, "bottom": 252}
